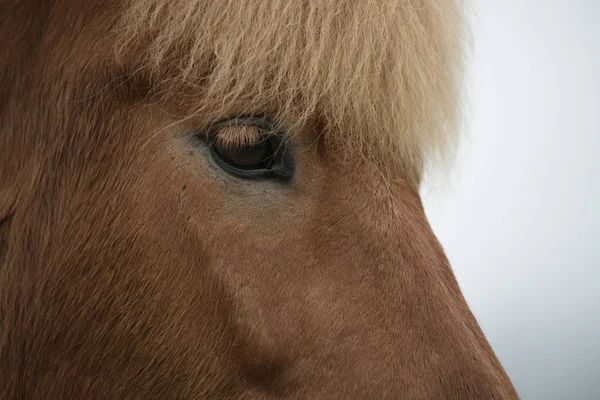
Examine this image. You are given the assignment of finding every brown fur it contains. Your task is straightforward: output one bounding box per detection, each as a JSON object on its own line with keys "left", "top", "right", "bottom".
{"left": 0, "top": 0, "right": 518, "bottom": 398}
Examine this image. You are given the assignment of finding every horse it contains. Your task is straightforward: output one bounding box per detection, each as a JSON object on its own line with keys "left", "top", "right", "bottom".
{"left": 0, "top": 0, "right": 519, "bottom": 398}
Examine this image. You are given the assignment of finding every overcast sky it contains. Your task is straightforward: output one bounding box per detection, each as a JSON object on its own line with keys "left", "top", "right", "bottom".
{"left": 421, "top": 2, "right": 600, "bottom": 399}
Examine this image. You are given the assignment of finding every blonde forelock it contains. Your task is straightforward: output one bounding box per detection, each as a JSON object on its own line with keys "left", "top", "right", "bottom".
{"left": 117, "top": 0, "right": 469, "bottom": 182}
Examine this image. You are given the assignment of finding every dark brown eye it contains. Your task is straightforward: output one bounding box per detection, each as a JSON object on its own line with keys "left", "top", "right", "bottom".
{"left": 212, "top": 133, "right": 273, "bottom": 170}
{"left": 202, "top": 116, "right": 294, "bottom": 181}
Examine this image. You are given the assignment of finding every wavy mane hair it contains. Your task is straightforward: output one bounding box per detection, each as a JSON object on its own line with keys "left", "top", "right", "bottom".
{"left": 117, "top": 0, "right": 468, "bottom": 182}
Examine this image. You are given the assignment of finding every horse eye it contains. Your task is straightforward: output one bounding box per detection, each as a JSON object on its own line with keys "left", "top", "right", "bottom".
{"left": 203, "top": 117, "right": 294, "bottom": 181}
{"left": 212, "top": 137, "right": 273, "bottom": 170}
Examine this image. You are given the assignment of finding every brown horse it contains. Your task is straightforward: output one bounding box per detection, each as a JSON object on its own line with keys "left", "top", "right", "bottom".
{"left": 0, "top": 0, "right": 519, "bottom": 398}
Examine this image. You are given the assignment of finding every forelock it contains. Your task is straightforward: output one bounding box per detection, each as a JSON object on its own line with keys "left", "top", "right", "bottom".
{"left": 116, "top": 0, "right": 469, "bottom": 182}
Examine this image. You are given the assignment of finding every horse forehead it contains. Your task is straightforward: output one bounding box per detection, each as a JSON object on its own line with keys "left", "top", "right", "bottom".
{"left": 17, "top": 0, "right": 465, "bottom": 183}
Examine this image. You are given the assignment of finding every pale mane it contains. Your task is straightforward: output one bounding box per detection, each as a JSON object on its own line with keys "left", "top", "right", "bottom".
{"left": 117, "top": 0, "right": 468, "bottom": 182}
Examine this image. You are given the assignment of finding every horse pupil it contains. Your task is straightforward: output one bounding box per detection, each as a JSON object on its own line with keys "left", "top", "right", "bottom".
{"left": 217, "top": 140, "right": 271, "bottom": 169}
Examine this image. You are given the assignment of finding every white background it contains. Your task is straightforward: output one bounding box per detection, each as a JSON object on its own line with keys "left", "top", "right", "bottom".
{"left": 421, "top": 1, "right": 599, "bottom": 399}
